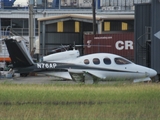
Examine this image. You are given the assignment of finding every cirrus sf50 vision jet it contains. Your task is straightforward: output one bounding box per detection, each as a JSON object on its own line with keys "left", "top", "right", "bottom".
{"left": 4, "top": 38, "right": 157, "bottom": 83}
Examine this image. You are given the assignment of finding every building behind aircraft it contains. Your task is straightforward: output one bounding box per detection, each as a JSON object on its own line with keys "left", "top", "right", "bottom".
{"left": 0, "top": 0, "right": 151, "bottom": 9}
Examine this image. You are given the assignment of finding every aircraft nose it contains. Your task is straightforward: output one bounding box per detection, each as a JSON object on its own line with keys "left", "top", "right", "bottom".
{"left": 149, "top": 68, "right": 157, "bottom": 77}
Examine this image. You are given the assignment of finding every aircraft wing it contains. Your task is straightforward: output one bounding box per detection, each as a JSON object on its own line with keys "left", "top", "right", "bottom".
{"left": 83, "top": 70, "right": 105, "bottom": 79}
{"left": 83, "top": 70, "right": 152, "bottom": 83}
{"left": 43, "top": 71, "right": 72, "bottom": 80}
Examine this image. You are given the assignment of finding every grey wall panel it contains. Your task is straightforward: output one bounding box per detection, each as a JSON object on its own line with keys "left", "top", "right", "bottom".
{"left": 113, "top": 0, "right": 118, "bottom": 6}
{"left": 121, "top": 0, "right": 125, "bottom": 6}
{"left": 101, "top": 0, "right": 106, "bottom": 6}
{"left": 126, "top": 0, "right": 130, "bottom": 6}
{"left": 142, "top": 0, "right": 151, "bottom": 3}
{"left": 151, "top": 0, "right": 160, "bottom": 73}
{"left": 134, "top": 0, "right": 139, "bottom": 4}
{"left": 110, "top": 0, "right": 114, "bottom": 6}
{"left": 64, "top": 21, "right": 75, "bottom": 32}
{"left": 126, "top": 0, "right": 133, "bottom": 6}
{"left": 134, "top": 0, "right": 142, "bottom": 4}
{"left": 142, "top": 0, "right": 146, "bottom": 3}
{"left": 134, "top": 3, "right": 151, "bottom": 66}
{"left": 106, "top": 0, "right": 110, "bottom": 6}
{"left": 117, "top": 0, "right": 122, "bottom": 6}
{"left": 82, "top": 22, "right": 92, "bottom": 31}
{"left": 46, "top": 24, "right": 57, "bottom": 32}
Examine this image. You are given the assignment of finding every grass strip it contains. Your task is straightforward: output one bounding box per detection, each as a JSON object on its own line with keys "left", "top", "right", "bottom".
{"left": 0, "top": 83, "right": 160, "bottom": 120}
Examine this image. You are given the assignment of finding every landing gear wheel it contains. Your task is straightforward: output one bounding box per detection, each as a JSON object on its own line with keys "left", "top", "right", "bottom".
{"left": 20, "top": 73, "right": 29, "bottom": 77}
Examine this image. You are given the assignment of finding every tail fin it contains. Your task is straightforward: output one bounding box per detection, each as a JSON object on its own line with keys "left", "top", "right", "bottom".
{"left": 4, "top": 38, "right": 34, "bottom": 68}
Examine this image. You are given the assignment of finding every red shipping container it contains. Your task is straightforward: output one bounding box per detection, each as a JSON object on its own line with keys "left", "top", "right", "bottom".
{"left": 84, "top": 32, "right": 134, "bottom": 61}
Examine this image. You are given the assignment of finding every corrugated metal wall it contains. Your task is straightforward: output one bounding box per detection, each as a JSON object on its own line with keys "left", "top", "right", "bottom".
{"left": 84, "top": 32, "right": 134, "bottom": 61}
{"left": 40, "top": 33, "right": 82, "bottom": 55}
{"left": 134, "top": 1, "right": 160, "bottom": 74}
{"left": 151, "top": 0, "right": 160, "bottom": 73}
{"left": 39, "top": 21, "right": 83, "bottom": 55}
{"left": 134, "top": 3, "right": 151, "bottom": 67}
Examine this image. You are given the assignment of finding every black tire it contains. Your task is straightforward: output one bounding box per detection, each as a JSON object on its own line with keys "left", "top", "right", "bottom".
{"left": 20, "top": 73, "right": 29, "bottom": 77}
{"left": 0, "top": 67, "right": 3, "bottom": 71}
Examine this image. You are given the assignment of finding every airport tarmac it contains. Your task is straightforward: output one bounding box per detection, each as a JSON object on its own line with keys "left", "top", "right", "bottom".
{"left": 0, "top": 73, "right": 137, "bottom": 85}
{"left": 0, "top": 74, "right": 77, "bottom": 84}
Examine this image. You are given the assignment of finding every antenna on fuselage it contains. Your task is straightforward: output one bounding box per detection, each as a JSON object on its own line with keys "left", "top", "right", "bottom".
{"left": 60, "top": 44, "right": 67, "bottom": 51}
{"left": 73, "top": 41, "right": 75, "bottom": 50}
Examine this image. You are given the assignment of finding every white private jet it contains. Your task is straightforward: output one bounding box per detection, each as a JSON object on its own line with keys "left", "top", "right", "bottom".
{"left": 4, "top": 38, "right": 157, "bottom": 83}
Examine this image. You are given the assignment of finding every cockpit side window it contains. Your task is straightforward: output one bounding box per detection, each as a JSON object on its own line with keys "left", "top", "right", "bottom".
{"left": 93, "top": 58, "right": 100, "bottom": 65}
{"left": 84, "top": 59, "right": 89, "bottom": 65}
{"left": 114, "top": 57, "right": 131, "bottom": 65}
{"left": 103, "top": 57, "right": 111, "bottom": 65}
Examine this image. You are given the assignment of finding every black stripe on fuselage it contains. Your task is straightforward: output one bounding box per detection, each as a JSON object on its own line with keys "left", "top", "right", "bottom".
{"left": 34, "top": 62, "right": 138, "bottom": 74}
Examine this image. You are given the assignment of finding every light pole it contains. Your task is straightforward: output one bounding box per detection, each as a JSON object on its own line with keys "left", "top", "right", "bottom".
{"left": 92, "top": 0, "right": 96, "bottom": 35}
{"left": 0, "top": 19, "right": 1, "bottom": 38}
{"left": 29, "top": 0, "right": 35, "bottom": 53}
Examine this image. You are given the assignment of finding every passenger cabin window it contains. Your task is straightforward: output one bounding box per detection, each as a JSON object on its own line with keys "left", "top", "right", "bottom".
{"left": 103, "top": 57, "right": 111, "bottom": 65}
{"left": 115, "top": 58, "right": 131, "bottom": 65}
{"left": 84, "top": 59, "right": 89, "bottom": 64}
{"left": 93, "top": 58, "right": 100, "bottom": 65}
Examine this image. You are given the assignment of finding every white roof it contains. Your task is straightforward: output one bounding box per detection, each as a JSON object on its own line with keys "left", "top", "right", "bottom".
{"left": 38, "top": 14, "right": 134, "bottom": 21}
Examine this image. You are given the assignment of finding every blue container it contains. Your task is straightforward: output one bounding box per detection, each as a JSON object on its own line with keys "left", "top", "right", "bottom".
{"left": 52, "top": 0, "right": 59, "bottom": 8}
{"left": 3, "top": 0, "right": 15, "bottom": 7}
{"left": 97, "top": 0, "right": 100, "bottom": 9}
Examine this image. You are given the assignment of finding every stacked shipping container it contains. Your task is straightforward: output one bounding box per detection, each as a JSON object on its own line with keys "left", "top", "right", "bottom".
{"left": 101, "top": 0, "right": 151, "bottom": 7}
{"left": 0, "top": 0, "right": 15, "bottom": 8}
{"left": 60, "top": 0, "right": 151, "bottom": 9}
{"left": 84, "top": 32, "right": 134, "bottom": 61}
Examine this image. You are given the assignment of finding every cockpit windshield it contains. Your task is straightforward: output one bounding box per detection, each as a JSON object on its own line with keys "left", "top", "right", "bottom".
{"left": 114, "top": 57, "right": 131, "bottom": 65}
